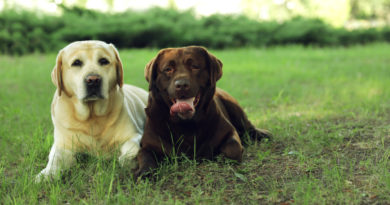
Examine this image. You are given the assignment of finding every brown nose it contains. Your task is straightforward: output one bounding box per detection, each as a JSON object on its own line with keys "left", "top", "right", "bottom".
{"left": 85, "top": 74, "right": 101, "bottom": 86}
{"left": 175, "top": 79, "right": 190, "bottom": 91}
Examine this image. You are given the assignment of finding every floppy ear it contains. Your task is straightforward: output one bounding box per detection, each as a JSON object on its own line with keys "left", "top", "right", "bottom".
{"left": 197, "top": 46, "right": 222, "bottom": 83}
{"left": 51, "top": 50, "right": 64, "bottom": 96}
{"left": 145, "top": 49, "right": 169, "bottom": 90}
{"left": 109, "top": 43, "right": 123, "bottom": 88}
{"left": 144, "top": 57, "right": 156, "bottom": 83}
{"left": 207, "top": 51, "right": 223, "bottom": 83}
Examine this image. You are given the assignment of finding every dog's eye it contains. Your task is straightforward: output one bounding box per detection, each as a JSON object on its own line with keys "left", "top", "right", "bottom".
{"left": 99, "top": 58, "right": 110, "bottom": 65}
{"left": 163, "top": 67, "right": 174, "bottom": 73}
{"left": 71, "top": 59, "right": 82, "bottom": 67}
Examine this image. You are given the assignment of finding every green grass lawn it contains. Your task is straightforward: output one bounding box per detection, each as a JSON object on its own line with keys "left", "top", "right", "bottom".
{"left": 1, "top": 44, "right": 390, "bottom": 204}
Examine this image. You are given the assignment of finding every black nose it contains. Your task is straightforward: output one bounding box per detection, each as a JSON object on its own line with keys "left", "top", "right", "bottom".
{"left": 85, "top": 74, "right": 101, "bottom": 87}
{"left": 175, "top": 79, "right": 190, "bottom": 91}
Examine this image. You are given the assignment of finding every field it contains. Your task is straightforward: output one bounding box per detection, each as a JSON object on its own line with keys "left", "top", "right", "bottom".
{"left": 1, "top": 44, "right": 389, "bottom": 204}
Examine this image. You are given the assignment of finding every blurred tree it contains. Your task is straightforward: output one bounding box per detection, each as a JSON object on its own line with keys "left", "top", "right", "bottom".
{"left": 75, "top": 0, "right": 88, "bottom": 8}
{"left": 168, "top": 0, "right": 178, "bottom": 10}
{"left": 242, "top": 0, "right": 350, "bottom": 27}
{"left": 2, "top": 0, "right": 9, "bottom": 9}
{"left": 105, "top": 0, "right": 114, "bottom": 11}
{"left": 243, "top": 0, "right": 390, "bottom": 25}
{"left": 350, "top": 0, "right": 390, "bottom": 20}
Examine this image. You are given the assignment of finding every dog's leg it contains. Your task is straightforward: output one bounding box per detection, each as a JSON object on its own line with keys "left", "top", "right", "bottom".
{"left": 134, "top": 148, "right": 159, "bottom": 179}
{"left": 219, "top": 96, "right": 272, "bottom": 143}
{"left": 118, "top": 134, "right": 141, "bottom": 169}
{"left": 35, "top": 145, "right": 75, "bottom": 182}
{"left": 219, "top": 132, "right": 243, "bottom": 162}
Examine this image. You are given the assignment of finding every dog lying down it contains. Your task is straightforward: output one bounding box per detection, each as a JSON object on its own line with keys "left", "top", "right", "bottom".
{"left": 36, "top": 40, "right": 148, "bottom": 182}
{"left": 135, "top": 46, "right": 271, "bottom": 178}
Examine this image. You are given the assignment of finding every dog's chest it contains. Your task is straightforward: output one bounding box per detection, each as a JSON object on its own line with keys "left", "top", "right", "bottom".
{"left": 170, "top": 133, "right": 217, "bottom": 159}
{"left": 167, "top": 121, "right": 219, "bottom": 158}
{"left": 170, "top": 128, "right": 207, "bottom": 155}
{"left": 75, "top": 124, "right": 133, "bottom": 151}
{"left": 58, "top": 114, "right": 136, "bottom": 152}
{"left": 172, "top": 133, "right": 197, "bottom": 154}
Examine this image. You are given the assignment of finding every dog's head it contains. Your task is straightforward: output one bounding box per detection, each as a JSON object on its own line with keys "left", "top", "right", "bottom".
{"left": 51, "top": 40, "right": 123, "bottom": 101}
{"left": 145, "top": 46, "right": 222, "bottom": 120}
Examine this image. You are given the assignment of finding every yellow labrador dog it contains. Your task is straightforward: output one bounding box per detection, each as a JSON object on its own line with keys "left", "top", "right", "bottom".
{"left": 36, "top": 40, "right": 147, "bottom": 181}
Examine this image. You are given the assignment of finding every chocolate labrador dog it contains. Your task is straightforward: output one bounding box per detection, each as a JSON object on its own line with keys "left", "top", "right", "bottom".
{"left": 135, "top": 46, "right": 270, "bottom": 178}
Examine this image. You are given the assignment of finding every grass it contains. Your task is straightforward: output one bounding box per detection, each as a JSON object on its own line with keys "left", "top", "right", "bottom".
{"left": 1, "top": 43, "right": 390, "bottom": 204}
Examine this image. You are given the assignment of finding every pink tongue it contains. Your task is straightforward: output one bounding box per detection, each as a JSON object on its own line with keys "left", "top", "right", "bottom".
{"left": 170, "top": 98, "right": 195, "bottom": 116}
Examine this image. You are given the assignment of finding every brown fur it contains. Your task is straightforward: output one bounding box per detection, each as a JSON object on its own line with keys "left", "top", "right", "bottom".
{"left": 135, "top": 46, "right": 271, "bottom": 178}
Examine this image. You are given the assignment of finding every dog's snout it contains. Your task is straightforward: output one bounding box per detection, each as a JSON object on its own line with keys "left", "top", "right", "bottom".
{"left": 85, "top": 74, "right": 101, "bottom": 86}
{"left": 84, "top": 73, "right": 103, "bottom": 100}
{"left": 175, "top": 79, "right": 190, "bottom": 91}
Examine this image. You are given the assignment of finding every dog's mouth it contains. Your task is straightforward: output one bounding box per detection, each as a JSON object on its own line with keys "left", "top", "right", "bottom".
{"left": 84, "top": 95, "right": 104, "bottom": 102}
{"left": 169, "top": 94, "right": 200, "bottom": 119}
{"left": 83, "top": 82, "right": 104, "bottom": 102}
{"left": 83, "top": 92, "right": 104, "bottom": 102}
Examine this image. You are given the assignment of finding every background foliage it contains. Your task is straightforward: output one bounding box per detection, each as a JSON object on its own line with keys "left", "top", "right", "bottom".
{"left": 0, "top": 6, "right": 389, "bottom": 55}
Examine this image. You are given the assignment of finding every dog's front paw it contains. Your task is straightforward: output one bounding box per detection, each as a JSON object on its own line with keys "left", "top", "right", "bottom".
{"left": 35, "top": 172, "right": 46, "bottom": 183}
{"left": 119, "top": 140, "right": 140, "bottom": 169}
{"left": 133, "top": 167, "right": 153, "bottom": 181}
{"left": 35, "top": 168, "right": 59, "bottom": 183}
{"left": 118, "top": 155, "right": 138, "bottom": 170}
